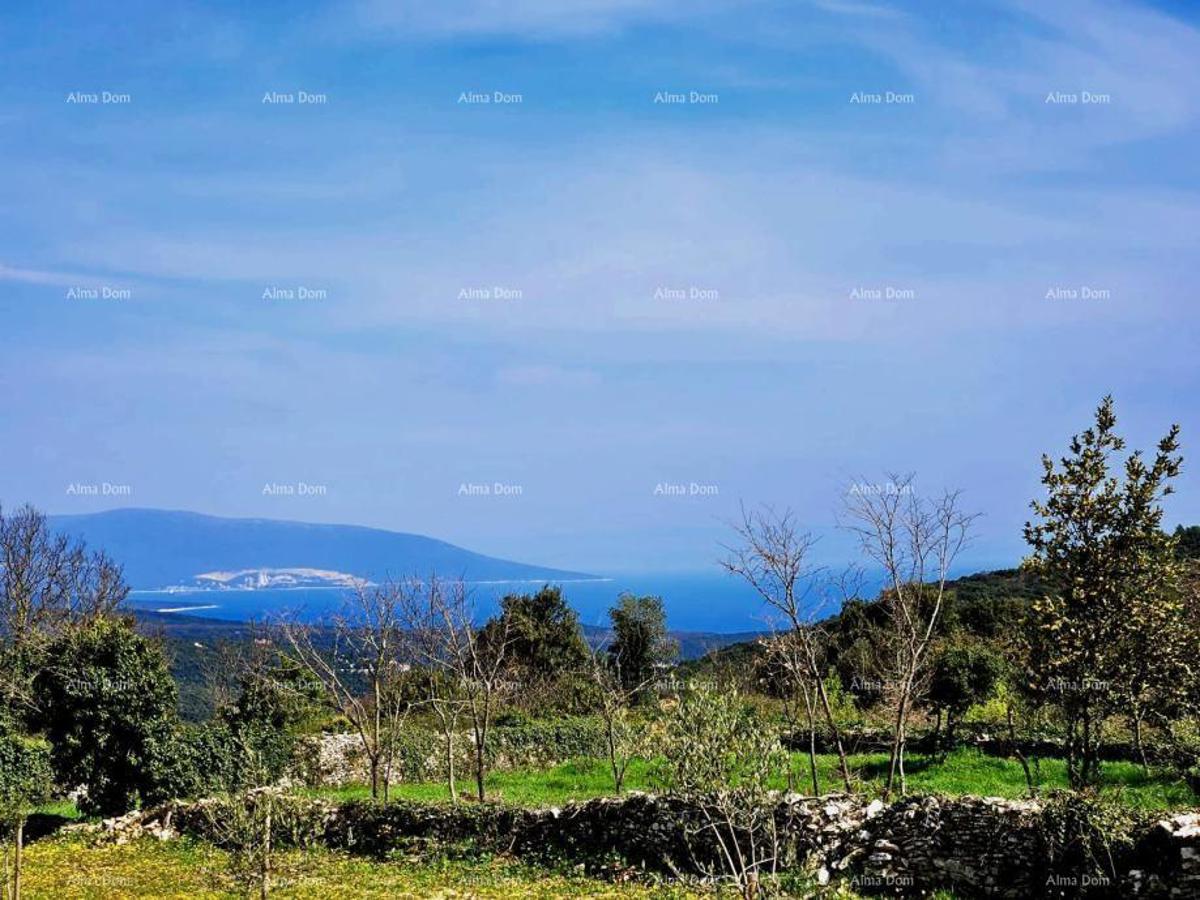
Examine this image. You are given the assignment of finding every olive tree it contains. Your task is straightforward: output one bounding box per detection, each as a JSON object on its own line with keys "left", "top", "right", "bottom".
{"left": 661, "top": 685, "right": 788, "bottom": 899}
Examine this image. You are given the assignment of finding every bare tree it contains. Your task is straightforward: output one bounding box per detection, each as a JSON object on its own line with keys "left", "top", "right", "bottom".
{"left": 279, "top": 581, "right": 412, "bottom": 801}
{"left": 397, "top": 576, "right": 467, "bottom": 803}
{"left": 398, "top": 576, "right": 514, "bottom": 803}
{"left": 842, "top": 474, "right": 976, "bottom": 797}
{"left": 721, "top": 504, "right": 854, "bottom": 794}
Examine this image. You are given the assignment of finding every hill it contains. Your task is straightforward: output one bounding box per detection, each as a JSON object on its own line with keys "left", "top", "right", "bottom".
{"left": 49, "top": 508, "right": 595, "bottom": 590}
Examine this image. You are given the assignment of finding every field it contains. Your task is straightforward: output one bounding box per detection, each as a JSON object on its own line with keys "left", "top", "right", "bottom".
{"left": 20, "top": 745, "right": 1192, "bottom": 898}
{"left": 300, "top": 748, "right": 1198, "bottom": 812}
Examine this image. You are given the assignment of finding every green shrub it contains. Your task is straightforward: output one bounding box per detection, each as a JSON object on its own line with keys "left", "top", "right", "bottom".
{"left": 33, "top": 617, "right": 179, "bottom": 816}
{"left": 0, "top": 730, "right": 51, "bottom": 833}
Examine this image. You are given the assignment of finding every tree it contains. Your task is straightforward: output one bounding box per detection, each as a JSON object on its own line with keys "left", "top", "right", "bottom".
{"left": 399, "top": 576, "right": 514, "bottom": 802}
{"left": 586, "top": 645, "right": 651, "bottom": 794}
{"left": 34, "top": 616, "right": 177, "bottom": 816}
{"left": 1023, "top": 396, "right": 1185, "bottom": 787}
{"left": 279, "top": 581, "right": 414, "bottom": 801}
{"left": 195, "top": 733, "right": 303, "bottom": 900}
{"left": 0, "top": 729, "right": 50, "bottom": 900}
{"left": 488, "top": 585, "right": 588, "bottom": 679}
{"left": 0, "top": 503, "right": 125, "bottom": 717}
{"left": 927, "top": 644, "right": 1003, "bottom": 750}
{"left": 721, "top": 505, "right": 854, "bottom": 793}
{"left": 661, "top": 685, "right": 788, "bottom": 899}
{"left": 843, "top": 473, "right": 976, "bottom": 797}
{"left": 607, "top": 594, "right": 677, "bottom": 697}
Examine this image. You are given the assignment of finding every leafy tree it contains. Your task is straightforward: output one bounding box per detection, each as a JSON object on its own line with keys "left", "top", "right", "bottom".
{"left": 487, "top": 585, "right": 588, "bottom": 680}
{"left": 1023, "top": 396, "right": 1185, "bottom": 787}
{"left": 34, "top": 617, "right": 178, "bottom": 815}
{"left": 928, "top": 645, "right": 1004, "bottom": 749}
{"left": 607, "top": 594, "right": 677, "bottom": 696}
{"left": 0, "top": 728, "right": 50, "bottom": 900}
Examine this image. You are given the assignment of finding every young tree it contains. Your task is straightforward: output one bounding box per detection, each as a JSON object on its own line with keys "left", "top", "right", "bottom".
{"left": 586, "top": 644, "right": 652, "bottom": 794}
{"left": 0, "top": 729, "right": 50, "bottom": 900}
{"left": 1023, "top": 396, "right": 1184, "bottom": 787}
{"left": 843, "top": 474, "right": 976, "bottom": 797}
{"left": 722, "top": 505, "right": 854, "bottom": 793}
{"left": 197, "top": 733, "right": 305, "bottom": 900}
{"left": 397, "top": 577, "right": 467, "bottom": 803}
{"left": 607, "top": 594, "right": 677, "bottom": 698}
{"left": 34, "top": 616, "right": 178, "bottom": 816}
{"left": 279, "top": 581, "right": 413, "bottom": 801}
{"left": 661, "top": 685, "right": 788, "bottom": 900}
{"left": 399, "top": 576, "right": 514, "bottom": 802}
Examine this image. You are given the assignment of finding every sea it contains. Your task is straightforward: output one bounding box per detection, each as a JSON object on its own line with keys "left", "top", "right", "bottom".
{"left": 124, "top": 570, "right": 806, "bottom": 633}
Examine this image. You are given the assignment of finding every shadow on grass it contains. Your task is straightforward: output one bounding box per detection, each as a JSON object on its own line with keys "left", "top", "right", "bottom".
{"left": 25, "top": 812, "right": 76, "bottom": 842}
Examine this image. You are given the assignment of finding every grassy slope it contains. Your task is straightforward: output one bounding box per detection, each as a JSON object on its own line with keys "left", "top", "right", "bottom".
{"left": 303, "top": 749, "right": 1197, "bottom": 811}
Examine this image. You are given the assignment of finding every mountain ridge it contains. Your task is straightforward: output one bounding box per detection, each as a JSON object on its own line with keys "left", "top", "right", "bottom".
{"left": 49, "top": 507, "right": 595, "bottom": 590}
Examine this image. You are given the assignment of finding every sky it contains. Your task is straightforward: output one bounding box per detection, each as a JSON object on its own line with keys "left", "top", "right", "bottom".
{"left": 1, "top": 0, "right": 1198, "bottom": 575}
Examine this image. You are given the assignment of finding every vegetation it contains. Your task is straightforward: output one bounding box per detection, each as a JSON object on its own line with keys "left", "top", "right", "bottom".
{"left": 3, "top": 397, "right": 1200, "bottom": 896}
{"left": 33, "top": 616, "right": 178, "bottom": 817}
{"left": 606, "top": 593, "right": 677, "bottom": 696}
{"left": 1022, "top": 396, "right": 1192, "bottom": 786}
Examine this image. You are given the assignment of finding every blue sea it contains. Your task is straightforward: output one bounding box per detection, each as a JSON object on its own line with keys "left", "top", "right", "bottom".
{"left": 126, "top": 570, "right": 800, "bottom": 633}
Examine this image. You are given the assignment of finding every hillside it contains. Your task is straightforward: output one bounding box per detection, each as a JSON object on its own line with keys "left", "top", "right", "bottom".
{"left": 50, "top": 508, "right": 594, "bottom": 589}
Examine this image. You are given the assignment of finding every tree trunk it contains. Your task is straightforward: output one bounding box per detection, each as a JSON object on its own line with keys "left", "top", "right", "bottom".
{"left": 815, "top": 677, "right": 852, "bottom": 792}
{"left": 369, "top": 754, "right": 380, "bottom": 800}
{"left": 1006, "top": 704, "right": 1036, "bottom": 796}
{"left": 13, "top": 821, "right": 22, "bottom": 900}
{"left": 475, "top": 740, "right": 486, "bottom": 802}
{"left": 445, "top": 730, "right": 457, "bottom": 804}
{"left": 808, "top": 719, "right": 820, "bottom": 796}
{"left": 1132, "top": 710, "right": 1150, "bottom": 773}
{"left": 260, "top": 802, "right": 271, "bottom": 900}
{"left": 884, "top": 688, "right": 909, "bottom": 798}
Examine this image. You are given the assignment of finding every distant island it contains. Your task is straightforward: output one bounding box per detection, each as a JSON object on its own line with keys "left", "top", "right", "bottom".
{"left": 49, "top": 508, "right": 596, "bottom": 591}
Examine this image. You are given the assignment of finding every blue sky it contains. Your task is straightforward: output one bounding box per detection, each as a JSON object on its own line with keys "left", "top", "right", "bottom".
{"left": 2, "top": 0, "right": 1198, "bottom": 573}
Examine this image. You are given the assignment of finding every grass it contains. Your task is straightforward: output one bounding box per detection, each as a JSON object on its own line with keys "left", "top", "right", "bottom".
{"left": 301, "top": 749, "right": 1197, "bottom": 812}
{"left": 19, "top": 834, "right": 715, "bottom": 898}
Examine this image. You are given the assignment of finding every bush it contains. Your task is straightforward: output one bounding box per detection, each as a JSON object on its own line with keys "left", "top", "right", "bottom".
{"left": 0, "top": 730, "right": 51, "bottom": 833}
{"left": 145, "top": 720, "right": 299, "bottom": 805}
{"left": 1038, "top": 792, "right": 1145, "bottom": 891}
{"left": 34, "top": 618, "right": 178, "bottom": 816}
